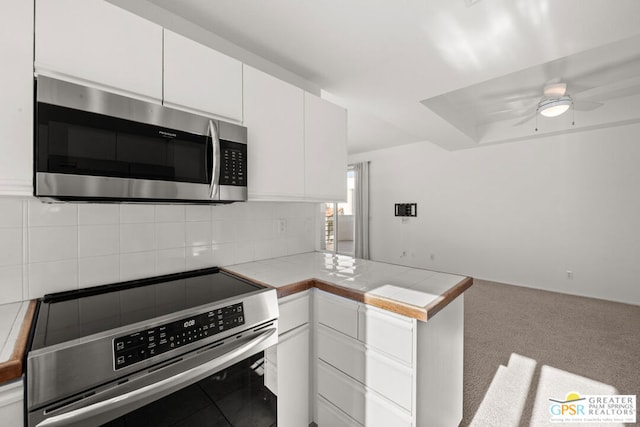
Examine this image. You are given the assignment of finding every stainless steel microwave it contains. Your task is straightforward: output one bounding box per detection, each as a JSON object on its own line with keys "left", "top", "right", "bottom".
{"left": 34, "top": 76, "right": 247, "bottom": 203}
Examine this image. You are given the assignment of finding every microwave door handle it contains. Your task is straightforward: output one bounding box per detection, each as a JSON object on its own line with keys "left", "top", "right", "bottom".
{"left": 208, "top": 120, "right": 221, "bottom": 200}
{"left": 35, "top": 327, "right": 277, "bottom": 427}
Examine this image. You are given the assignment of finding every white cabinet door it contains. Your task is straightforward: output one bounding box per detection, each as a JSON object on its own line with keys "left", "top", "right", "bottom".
{"left": 0, "top": 380, "right": 24, "bottom": 427}
{"left": 0, "top": 0, "right": 33, "bottom": 196}
{"left": 358, "top": 304, "right": 415, "bottom": 366}
{"left": 243, "top": 65, "right": 305, "bottom": 201}
{"left": 304, "top": 92, "right": 348, "bottom": 202}
{"left": 35, "top": 0, "right": 162, "bottom": 101}
{"left": 317, "top": 361, "right": 412, "bottom": 427}
{"left": 316, "top": 290, "right": 359, "bottom": 339}
{"left": 277, "top": 325, "right": 310, "bottom": 427}
{"left": 278, "top": 291, "right": 310, "bottom": 335}
{"left": 317, "top": 395, "right": 362, "bottom": 427}
{"left": 317, "top": 324, "right": 413, "bottom": 411}
{"left": 163, "top": 30, "right": 242, "bottom": 122}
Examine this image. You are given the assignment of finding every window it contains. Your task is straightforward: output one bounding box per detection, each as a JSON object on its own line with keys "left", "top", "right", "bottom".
{"left": 322, "top": 168, "right": 355, "bottom": 255}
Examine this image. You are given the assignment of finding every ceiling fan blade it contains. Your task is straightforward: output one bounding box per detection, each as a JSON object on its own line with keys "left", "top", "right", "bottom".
{"left": 565, "top": 83, "right": 593, "bottom": 96}
{"left": 481, "top": 89, "right": 540, "bottom": 103}
{"left": 573, "top": 100, "right": 604, "bottom": 111}
{"left": 572, "top": 54, "right": 640, "bottom": 87}
{"left": 577, "top": 82, "right": 640, "bottom": 102}
{"left": 512, "top": 110, "right": 537, "bottom": 127}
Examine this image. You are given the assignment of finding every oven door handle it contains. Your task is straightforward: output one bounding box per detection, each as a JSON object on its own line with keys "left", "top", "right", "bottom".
{"left": 36, "top": 327, "right": 276, "bottom": 427}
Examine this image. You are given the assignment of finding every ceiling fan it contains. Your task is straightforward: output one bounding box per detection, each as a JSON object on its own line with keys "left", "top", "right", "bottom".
{"left": 512, "top": 81, "right": 604, "bottom": 127}
{"left": 537, "top": 83, "right": 572, "bottom": 117}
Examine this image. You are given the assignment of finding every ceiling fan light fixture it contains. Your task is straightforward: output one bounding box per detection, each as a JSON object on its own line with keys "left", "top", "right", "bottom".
{"left": 538, "top": 95, "right": 573, "bottom": 118}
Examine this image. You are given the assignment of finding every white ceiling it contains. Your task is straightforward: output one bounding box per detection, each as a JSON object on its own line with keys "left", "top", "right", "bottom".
{"left": 142, "top": 0, "right": 640, "bottom": 153}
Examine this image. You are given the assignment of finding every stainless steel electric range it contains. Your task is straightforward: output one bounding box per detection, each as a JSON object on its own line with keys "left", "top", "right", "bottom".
{"left": 26, "top": 267, "right": 279, "bottom": 427}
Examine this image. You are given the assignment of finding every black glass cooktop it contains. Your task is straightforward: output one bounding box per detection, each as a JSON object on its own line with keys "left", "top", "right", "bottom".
{"left": 30, "top": 268, "right": 262, "bottom": 350}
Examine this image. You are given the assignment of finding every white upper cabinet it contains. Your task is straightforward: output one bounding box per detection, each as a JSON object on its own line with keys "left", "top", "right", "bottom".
{"left": 243, "top": 65, "right": 305, "bottom": 201}
{"left": 0, "top": 0, "right": 33, "bottom": 196}
{"left": 34, "top": 0, "right": 163, "bottom": 102}
{"left": 304, "top": 93, "right": 348, "bottom": 201}
{"left": 163, "top": 30, "right": 243, "bottom": 122}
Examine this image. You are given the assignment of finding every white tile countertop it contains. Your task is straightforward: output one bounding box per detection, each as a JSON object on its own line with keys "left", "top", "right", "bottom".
{"left": 224, "top": 252, "right": 473, "bottom": 322}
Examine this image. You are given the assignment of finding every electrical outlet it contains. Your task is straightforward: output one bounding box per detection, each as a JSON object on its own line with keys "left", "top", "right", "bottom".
{"left": 430, "top": 253, "right": 435, "bottom": 261}
{"left": 277, "top": 219, "right": 287, "bottom": 234}
{"left": 566, "top": 270, "right": 573, "bottom": 279}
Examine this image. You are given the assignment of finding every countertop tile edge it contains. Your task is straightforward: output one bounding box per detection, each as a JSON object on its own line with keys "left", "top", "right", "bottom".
{"left": 0, "top": 300, "right": 37, "bottom": 384}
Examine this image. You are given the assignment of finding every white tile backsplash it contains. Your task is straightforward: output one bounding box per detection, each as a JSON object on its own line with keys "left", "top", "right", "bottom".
{"left": 120, "top": 204, "right": 155, "bottom": 224}
{"left": 0, "top": 200, "right": 22, "bottom": 228}
{"left": 234, "top": 241, "right": 255, "bottom": 264}
{"left": 0, "top": 228, "right": 22, "bottom": 267}
{"left": 78, "top": 204, "right": 119, "bottom": 225}
{"left": 79, "top": 225, "right": 119, "bottom": 257}
{"left": 211, "top": 203, "right": 237, "bottom": 221}
{"left": 253, "top": 240, "right": 273, "bottom": 261}
{"left": 156, "top": 248, "right": 186, "bottom": 275}
{"left": 186, "top": 245, "right": 214, "bottom": 270}
{"left": 0, "top": 266, "right": 22, "bottom": 305}
{"left": 211, "top": 220, "right": 235, "bottom": 244}
{"left": 120, "top": 251, "right": 155, "bottom": 281}
{"left": 29, "top": 226, "right": 78, "bottom": 263}
{"left": 28, "top": 259, "right": 78, "bottom": 298}
{"left": 79, "top": 255, "right": 119, "bottom": 287}
{"left": 120, "top": 223, "right": 156, "bottom": 253}
{"left": 212, "top": 243, "right": 235, "bottom": 266}
{"left": 0, "top": 200, "right": 318, "bottom": 302}
{"left": 156, "top": 222, "right": 186, "bottom": 249}
{"left": 252, "top": 219, "right": 277, "bottom": 240}
{"left": 186, "top": 205, "right": 211, "bottom": 222}
{"left": 28, "top": 201, "right": 77, "bottom": 227}
{"left": 186, "top": 221, "right": 212, "bottom": 247}
{"left": 155, "top": 205, "right": 185, "bottom": 223}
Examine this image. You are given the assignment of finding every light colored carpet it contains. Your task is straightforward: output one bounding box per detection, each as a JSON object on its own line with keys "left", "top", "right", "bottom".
{"left": 461, "top": 280, "right": 640, "bottom": 427}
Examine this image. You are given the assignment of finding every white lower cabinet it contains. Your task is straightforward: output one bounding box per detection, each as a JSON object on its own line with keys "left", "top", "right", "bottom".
{"left": 265, "top": 291, "right": 311, "bottom": 427}
{"left": 0, "top": 379, "right": 24, "bottom": 427}
{"left": 314, "top": 289, "right": 464, "bottom": 427}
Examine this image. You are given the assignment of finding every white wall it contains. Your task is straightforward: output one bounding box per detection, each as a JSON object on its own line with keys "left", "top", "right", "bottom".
{"left": 349, "top": 123, "right": 640, "bottom": 305}
{"left": 0, "top": 200, "right": 317, "bottom": 305}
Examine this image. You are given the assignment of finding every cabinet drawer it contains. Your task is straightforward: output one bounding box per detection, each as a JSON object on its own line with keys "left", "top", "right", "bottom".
{"left": 358, "top": 305, "right": 415, "bottom": 366}
{"left": 316, "top": 290, "right": 358, "bottom": 338}
{"left": 318, "top": 361, "right": 412, "bottom": 427}
{"left": 317, "top": 395, "right": 362, "bottom": 427}
{"left": 317, "top": 324, "right": 413, "bottom": 411}
{"left": 278, "top": 291, "right": 310, "bottom": 335}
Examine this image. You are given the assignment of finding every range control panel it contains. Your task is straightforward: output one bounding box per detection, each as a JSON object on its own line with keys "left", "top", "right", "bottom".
{"left": 113, "top": 303, "right": 245, "bottom": 370}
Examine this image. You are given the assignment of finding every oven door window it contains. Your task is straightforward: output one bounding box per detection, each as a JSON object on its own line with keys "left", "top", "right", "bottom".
{"left": 36, "top": 103, "right": 209, "bottom": 184}
{"left": 101, "top": 351, "right": 276, "bottom": 427}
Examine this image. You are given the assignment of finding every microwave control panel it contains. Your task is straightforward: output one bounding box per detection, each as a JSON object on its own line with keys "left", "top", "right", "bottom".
{"left": 113, "top": 303, "right": 245, "bottom": 370}
{"left": 220, "top": 141, "right": 246, "bottom": 187}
